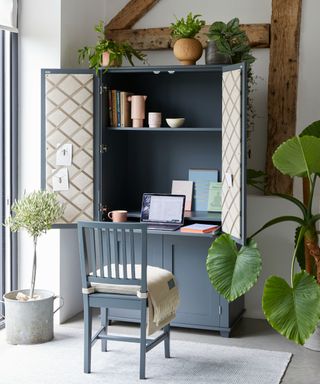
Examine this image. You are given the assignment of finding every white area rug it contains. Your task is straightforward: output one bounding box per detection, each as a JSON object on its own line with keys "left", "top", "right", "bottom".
{"left": 0, "top": 326, "right": 291, "bottom": 384}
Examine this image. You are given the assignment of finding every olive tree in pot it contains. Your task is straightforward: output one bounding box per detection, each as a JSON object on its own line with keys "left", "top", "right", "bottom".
{"left": 3, "top": 190, "right": 64, "bottom": 344}
{"left": 170, "top": 12, "right": 205, "bottom": 65}
{"left": 207, "top": 121, "right": 320, "bottom": 348}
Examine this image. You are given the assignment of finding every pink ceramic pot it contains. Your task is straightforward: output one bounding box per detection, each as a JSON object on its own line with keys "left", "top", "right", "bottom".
{"left": 128, "top": 95, "right": 147, "bottom": 128}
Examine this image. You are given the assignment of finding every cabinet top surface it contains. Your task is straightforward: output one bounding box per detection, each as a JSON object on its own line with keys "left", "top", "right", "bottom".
{"left": 100, "top": 63, "right": 243, "bottom": 74}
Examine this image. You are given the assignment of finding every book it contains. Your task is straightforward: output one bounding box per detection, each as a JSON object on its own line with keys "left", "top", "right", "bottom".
{"left": 188, "top": 169, "right": 218, "bottom": 211}
{"left": 171, "top": 180, "right": 193, "bottom": 211}
{"left": 207, "top": 182, "right": 222, "bottom": 212}
{"left": 111, "top": 89, "right": 117, "bottom": 127}
{"left": 116, "top": 90, "right": 121, "bottom": 127}
{"left": 120, "top": 91, "right": 132, "bottom": 127}
{"left": 180, "top": 223, "right": 220, "bottom": 233}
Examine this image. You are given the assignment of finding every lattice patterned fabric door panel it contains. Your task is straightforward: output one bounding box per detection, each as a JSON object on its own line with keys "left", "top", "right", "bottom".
{"left": 221, "top": 69, "right": 243, "bottom": 241}
{"left": 44, "top": 73, "right": 94, "bottom": 224}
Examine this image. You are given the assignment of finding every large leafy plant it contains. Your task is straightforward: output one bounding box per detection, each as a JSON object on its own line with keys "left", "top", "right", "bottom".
{"left": 206, "top": 18, "right": 255, "bottom": 65}
{"left": 5, "top": 191, "right": 64, "bottom": 299}
{"left": 170, "top": 12, "right": 205, "bottom": 39}
{"left": 78, "top": 20, "right": 146, "bottom": 73}
{"left": 207, "top": 120, "right": 320, "bottom": 345}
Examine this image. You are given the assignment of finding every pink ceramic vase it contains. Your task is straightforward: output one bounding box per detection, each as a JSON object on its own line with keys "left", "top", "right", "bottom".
{"left": 128, "top": 95, "right": 147, "bottom": 128}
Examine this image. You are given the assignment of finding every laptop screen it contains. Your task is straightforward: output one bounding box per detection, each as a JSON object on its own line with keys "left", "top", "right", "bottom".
{"left": 140, "top": 193, "right": 185, "bottom": 224}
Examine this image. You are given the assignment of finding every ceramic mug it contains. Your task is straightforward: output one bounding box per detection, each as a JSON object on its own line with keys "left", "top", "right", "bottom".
{"left": 107, "top": 210, "right": 128, "bottom": 222}
{"left": 148, "top": 112, "right": 162, "bottom": 128}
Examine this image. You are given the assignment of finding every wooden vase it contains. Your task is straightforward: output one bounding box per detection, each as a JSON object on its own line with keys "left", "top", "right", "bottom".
{"left": 173, "top": 38, "right": 203, "bottom": 65}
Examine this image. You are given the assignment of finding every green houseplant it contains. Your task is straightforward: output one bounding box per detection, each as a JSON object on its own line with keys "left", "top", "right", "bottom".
{"left": 206, "top": 18, "right": 256, "bottom": 148}
{"left": 78, "top": 20, "right": 146, "bottom": 73}
{"left": 170, "top": 12, "right": 205, "bottom": 65}
{"left": 206, "top": 120, "right": 320, "bottom": 346}
{"left": 5, "top": 190, "right": 64, "bottom": 299}
{"left": 3, "top": 190, "right": 64, "bottom": 344}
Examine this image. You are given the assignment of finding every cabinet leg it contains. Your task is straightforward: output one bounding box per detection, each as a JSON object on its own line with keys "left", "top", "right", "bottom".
{"left": 220, "top": 331, "right": 230, "bottom": 338}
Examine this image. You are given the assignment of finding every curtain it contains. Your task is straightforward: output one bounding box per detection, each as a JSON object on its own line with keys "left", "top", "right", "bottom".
{"left": 0, "top": 0, "right": 18, "bottom": 32}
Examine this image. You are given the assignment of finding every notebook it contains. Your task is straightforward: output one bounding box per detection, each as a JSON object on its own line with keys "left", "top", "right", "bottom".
{"left": 140, "top": 193, "right": 186, "bottom": 231}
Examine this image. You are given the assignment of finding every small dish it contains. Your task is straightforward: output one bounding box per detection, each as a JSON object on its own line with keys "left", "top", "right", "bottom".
{"left": 166, "top": 118, "right": 185, "bottom": 128}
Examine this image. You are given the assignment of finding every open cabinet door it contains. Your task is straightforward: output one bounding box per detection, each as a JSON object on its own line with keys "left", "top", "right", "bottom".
{"left": 221, "top": 65, "right": 247, "bottom": 244}
{"left": 41, "top": 69, "right": 98, "bottom": 226}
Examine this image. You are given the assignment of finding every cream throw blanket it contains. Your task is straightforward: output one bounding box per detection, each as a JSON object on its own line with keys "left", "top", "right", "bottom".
{"left": 91, "top": 265, "right": 180, "bottom": 335}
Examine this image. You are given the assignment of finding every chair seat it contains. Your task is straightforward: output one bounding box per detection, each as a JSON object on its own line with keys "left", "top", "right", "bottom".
{"left": 91, "top": 265, "right": 167, "bottom": 295}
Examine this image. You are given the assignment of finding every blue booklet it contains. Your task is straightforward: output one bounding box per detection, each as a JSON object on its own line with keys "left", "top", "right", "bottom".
{"left": 188, "top": 169, "right": 218, "bottom": 211}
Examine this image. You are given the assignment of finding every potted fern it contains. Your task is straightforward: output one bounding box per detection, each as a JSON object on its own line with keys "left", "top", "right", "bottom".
{"left": 3, "top": 190, "right": 64, "bottom": 344}
{"left": 78, "top": 20, "right": 146, "bottom": 73}
{"left": 170, "top": 12, "right": 205, "bottom": 65}
{"left": 206, "top": 120, "right": 320, "bottom": 348}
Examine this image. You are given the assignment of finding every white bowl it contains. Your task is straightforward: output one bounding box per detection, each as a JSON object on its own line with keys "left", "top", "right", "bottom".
{"left": 166, "top": 118, "right": 185, "bottom": 128}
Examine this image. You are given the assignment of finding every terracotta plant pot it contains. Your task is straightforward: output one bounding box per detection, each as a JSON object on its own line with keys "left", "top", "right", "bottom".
{"left": 173, "top": 38, "right": 203, "bottom": 65}
{"left": 101, "top": 52, "right": 121, "bottom": 67}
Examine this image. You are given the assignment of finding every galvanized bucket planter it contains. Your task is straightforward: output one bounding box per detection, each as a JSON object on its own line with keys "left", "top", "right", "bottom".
{"left": 2, "top": 289, "right": 64, "bottom": 345}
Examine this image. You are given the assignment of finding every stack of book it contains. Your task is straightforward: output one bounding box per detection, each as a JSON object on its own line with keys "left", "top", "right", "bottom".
{"left": 180, "top": 224, "right": 220, "bottom": 234}
{"left": 108, "top": 89, "right": 132, "bottom": 127}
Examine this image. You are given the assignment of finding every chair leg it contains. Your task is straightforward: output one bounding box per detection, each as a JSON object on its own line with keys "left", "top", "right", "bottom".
{"left": 100, "top": 307, "right": 108, "bottom": 352}
{"left": 139, "top": 299, "right": 147, "bottom": 379}
{"left": 164, "top": 324, "right": 170, "bottom": 358}
{"left": 83, "top": 296, "right": 92, "bottom": 373}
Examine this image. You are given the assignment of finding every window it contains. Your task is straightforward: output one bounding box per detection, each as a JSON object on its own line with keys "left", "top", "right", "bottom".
{"left": 0, "top": 29, "right": 18, "bottom": 328}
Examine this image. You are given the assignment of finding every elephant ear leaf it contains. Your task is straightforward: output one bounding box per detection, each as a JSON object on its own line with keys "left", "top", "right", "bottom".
{"left": 272, "top": 135, "right": 320, "bottom": 177}
{"left": 299, "top": 120, "right": 320, "bottom": 138}
{"left": 206, "top": 234, "right": 262, "bottom": 302}
{"left": 262, "top": 271, "right": 320, "bottom": 345}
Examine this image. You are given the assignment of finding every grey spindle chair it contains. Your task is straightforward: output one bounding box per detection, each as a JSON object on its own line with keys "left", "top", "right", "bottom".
{"left": 78, "top": 221, "right": 171, "bottom": 380}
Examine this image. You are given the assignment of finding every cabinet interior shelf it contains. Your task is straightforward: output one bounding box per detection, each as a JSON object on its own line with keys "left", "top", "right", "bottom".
{"left": 107, "top": 127, "right": 222, "bottom": 132}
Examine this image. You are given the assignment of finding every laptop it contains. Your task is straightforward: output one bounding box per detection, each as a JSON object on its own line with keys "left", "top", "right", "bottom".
{"left": 140, "top": 193, "right": 186, "bottom": 231}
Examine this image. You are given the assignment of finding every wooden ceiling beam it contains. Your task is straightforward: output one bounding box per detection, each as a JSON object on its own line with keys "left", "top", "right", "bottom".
{"left": 106, "top": 23, "right": 270, "bottom": 50}
{"left": 106, "top": 0, "right": 160, "bottom": 30}
{"left": 265, "top": 0, "right": 302, "bottom": 194}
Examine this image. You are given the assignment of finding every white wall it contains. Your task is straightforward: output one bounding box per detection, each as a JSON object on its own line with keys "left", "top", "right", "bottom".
{"left": 18, "top": 0, "right": 320, "bottom": 321}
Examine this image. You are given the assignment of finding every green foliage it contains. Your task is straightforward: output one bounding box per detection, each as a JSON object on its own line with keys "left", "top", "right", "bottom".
{"left": 207, "top": 18, "right": 255, "bottom": 65}
{"left": 5, "top": 190, "right": 64, "bottom": 239}
{"left": 247, "top": 168, "right": 267, "bottom": 192}
{"left": 170, "top": 12, "right": 205, "bottom": 39}
{"left": 207, "top": 120, "right": 320, "bottom": 345}
{"left": 272, "top": 136, "right": 320, "bottom": 179}
{"left": 207, "top": 234, "right": 261, "bottom": 301}
{"left": 262, "top": 272, "right": 320, "bottom": 344}
{"left": 78, "top": 20, "right": 147, "bottom": 73}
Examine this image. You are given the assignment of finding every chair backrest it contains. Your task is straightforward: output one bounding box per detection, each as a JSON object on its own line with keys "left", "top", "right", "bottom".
{"left": 78, "top": 221, "right": 148, "bottom": 293}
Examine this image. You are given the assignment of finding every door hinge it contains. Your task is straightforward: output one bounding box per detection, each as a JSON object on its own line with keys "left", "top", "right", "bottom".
{"left": 100, "top": 144, "right": 108, "bottom": 153}
{"left": 99, "top": 85, "right": 108, "bottom": 95}
{"left": 218, "top": 305, "right": 222, "bottom": 316}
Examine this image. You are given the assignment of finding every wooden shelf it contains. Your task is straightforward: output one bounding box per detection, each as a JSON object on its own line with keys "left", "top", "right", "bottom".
{"left": 107, "top": 127, "right": 222, "bottom": 132}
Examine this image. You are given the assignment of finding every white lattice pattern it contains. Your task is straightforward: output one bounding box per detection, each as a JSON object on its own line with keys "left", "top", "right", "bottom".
{"left": 45, "top": 73, "right": 94, "bottom": 224}
{"left": 221, "top": 69, "right": 242, "bottom": 239}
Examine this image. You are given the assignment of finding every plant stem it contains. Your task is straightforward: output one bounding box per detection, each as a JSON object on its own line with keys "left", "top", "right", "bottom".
{"left": 30, "top": 236, "right": 38, "bottom": 298}
{"left": 292, "top": 227, "right": 305, "bottom": 286}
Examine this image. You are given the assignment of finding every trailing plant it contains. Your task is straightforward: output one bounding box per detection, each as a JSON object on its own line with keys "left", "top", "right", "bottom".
{"left": 78, "top": 20, "right": 146, "bottom": 73}
{"left": 207, "top": 18, "right": 256, "bottom": 155}
{"left": 170, "top": 12, "right": 205, "bottom": 39}
{"left": 207, "top": 120, "right": 320, "bottom": 345}
{"left": 5, "top": 191, "right": 64, "bottom": 299}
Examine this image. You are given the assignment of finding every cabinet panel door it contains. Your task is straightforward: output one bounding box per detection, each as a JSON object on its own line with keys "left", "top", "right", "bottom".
{"left": 164, "top": 236, "right": 220, "bottom": 328}
{"left": 221, "top": 66, "right": 247, "bottom": 244}
{"left": 41, "top": 69, "right": 96, "bottom": 225}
